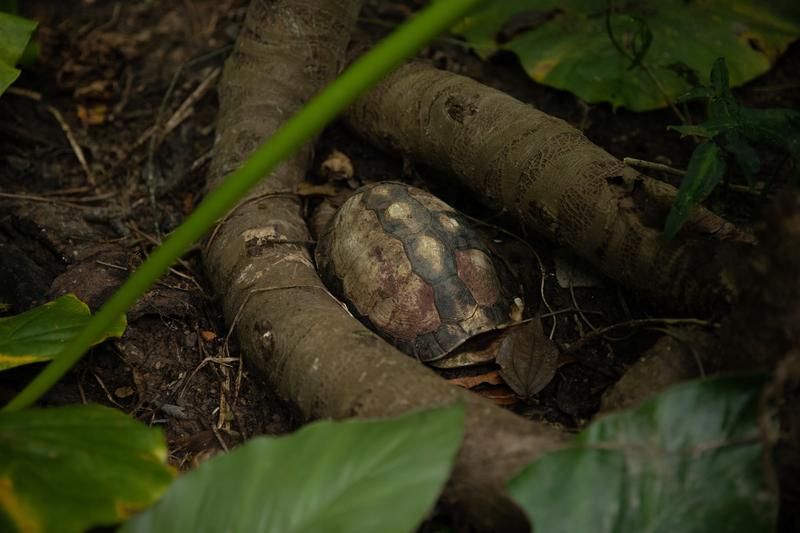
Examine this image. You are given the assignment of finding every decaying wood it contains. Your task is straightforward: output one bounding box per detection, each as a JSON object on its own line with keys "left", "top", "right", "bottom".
{"left": 202, "top": 1, "right": 565, "bottom": 531}
{"left": 344, "top": 62, "right": 753, "bottom": 315}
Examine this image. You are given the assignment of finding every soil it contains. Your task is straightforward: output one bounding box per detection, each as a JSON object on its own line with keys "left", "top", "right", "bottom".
{"left": 1, "top": 0, "right": 798, "bottom": 528}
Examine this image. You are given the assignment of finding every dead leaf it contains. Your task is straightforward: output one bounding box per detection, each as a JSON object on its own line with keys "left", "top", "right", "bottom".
{"left": 74, "top": 79, "right": 117, "bottom": 100}
{"left": 474, "top": 385, "right": 519, "bottom": 406}
{"left": 429, "top": 331, "right": 505, "bottom": 369}
{"left": 320, "top": 149, "right": 354, "bottom": 180}
{"left": 296, "top": 181, "right": 338, "bottom": 197}
{"left": 114, "top": 386, "right": 135, "bottom": 399}
{"left": 497, "top": 318, "right": 560, "bottom": 398}
{"left": 200, "top": 330, "right": 217, "bottom": 342}
{"left": 448, "top": 370, "right": 503, "bottom": 389}
{"left": 77, "top": 103, "right": 110, "bottom": 126}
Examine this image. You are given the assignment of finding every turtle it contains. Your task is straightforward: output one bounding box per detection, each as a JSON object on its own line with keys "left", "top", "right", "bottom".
{"left": 314, "top": 181, "right": 524, "bottom": 362}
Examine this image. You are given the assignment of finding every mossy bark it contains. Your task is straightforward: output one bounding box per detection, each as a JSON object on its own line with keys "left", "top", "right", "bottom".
{"left": 202, "top": 2, "right": 565, "bottom": 531}
{"left": 344, "top": 62, "right": 753, "bottom": 315}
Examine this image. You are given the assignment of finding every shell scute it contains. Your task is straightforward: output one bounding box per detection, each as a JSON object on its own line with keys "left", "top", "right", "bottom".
{"left": 315, "top": 181, "right": 519, "bottom": 362}
{"left": 432, "top": 275, "right": 478, "bottom": 325}
{"left": 406, "top": 233, "right": 453, "bottom": 284}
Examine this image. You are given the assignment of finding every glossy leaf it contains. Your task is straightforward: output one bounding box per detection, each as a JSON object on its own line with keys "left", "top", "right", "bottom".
{"left": 663, "top": 143, "right": 726, "bottom": 241}
{"left": 0, "top": 11, "right": 36, "bottom": 95}
{"left": 0, "top": 294, "right": 126, "bottom": 371}
{"left": 450, "top": 0, "right": 800, "bottom": 111}
{"left": 122, "top": 404, "right": 465, "bottom": 533}
{"left": 0, "top": 404, "right": 174, "bottom": 533}
{"left": 508, "top": 375, "right": 776, "bottom": 533}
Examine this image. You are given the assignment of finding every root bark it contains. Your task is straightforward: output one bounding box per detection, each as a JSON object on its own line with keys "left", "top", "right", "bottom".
{"left": 202, "top": 2, "right": 565, "bottom": 531}
{"left": 344, "top": 62, "right": 753, "bottom": 314}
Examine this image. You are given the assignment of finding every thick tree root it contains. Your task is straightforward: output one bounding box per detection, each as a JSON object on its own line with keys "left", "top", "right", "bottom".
{"left": 600, "top": 326, "right": 722, "bottom": 412}
{"left": 344, "top": 62, "right": 753, "bottom": 315}
{"left": 202, "top": 2, "right": 565, "bottom": 531}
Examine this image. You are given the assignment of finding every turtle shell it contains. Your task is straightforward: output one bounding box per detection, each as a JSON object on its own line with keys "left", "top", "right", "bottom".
{"left": 315, "top": 181, "right": 520, "bottom": 362}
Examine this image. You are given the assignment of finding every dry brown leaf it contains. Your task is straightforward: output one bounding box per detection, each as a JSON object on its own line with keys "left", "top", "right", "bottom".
{"left": 429, "top": 332, "right": 506, "bottom": 369}
{"left": 74, "top": 79, "right": 117, "bottom": 100}
{"left": 77, "top": 103, "right": 110, "bottom": 126}
{"left": 320, "top": 149, "right": 354, "bottom": 180}
{"left": 114, "top": 386, "right": 135, "bottom": 399}
{"left": 296, "top": 181, "right": 338, "bottom": 197}
{"left": 200, "top": 330, "right": 217, "bottom": 343}
{"left": 497, "top": 318, "right": 560, "bottom": 399}
{"left": 474, "top": 385, "right": 519, "bottom": 406}
{"left": 448, "top": 370, "right": 504, "bottom": 389}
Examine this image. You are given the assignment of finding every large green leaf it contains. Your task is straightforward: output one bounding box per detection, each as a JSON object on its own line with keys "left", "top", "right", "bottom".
{"left": 452, "top": 0, "right": 800, "bottom": 110}
{"left": 0, "top": 404, "right": 174, "bottom": 533}
{"left": 663, "top": 143, "right": 726, "bottom": 241}
{"left": 0, "top": 294, "right": 127, "bottom": 371}
{"left": 0, "top": 11, "right": 36, "bottom": 96}
{"left": 122, "top": 404, "right": 465, "bottom": 533}
{"left": 508, "top": 375, "right": 776, "bottom": 533}
{"left": 0, "top": 2, "right": 20, "bottom": 15}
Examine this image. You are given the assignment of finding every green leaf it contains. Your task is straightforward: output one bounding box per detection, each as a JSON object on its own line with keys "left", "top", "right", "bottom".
{"left": 709, "top": 57, "right": 731, "bottom": 96}
{"left": 669, "top": 58, "right": 799, "bottom": 189}
{"left": 122, "top": 404, "right": 465, "bottom": 533}
{"left": 508, "top": 375, "right": 776, "bottom": 533}
{"left": 0, "top": 12, "right": 36, "bottom": 95}
{"left": 738, "top": 106, "right": 800, "bottom": 150}
{"left": 623, "top": 15, "right": 653, "bottom": 71}
{"left": 668, "top": 122, "right": 721, "bottom": 139}
{"left": 724, "top": 131, "right": 761, "bottom": 185}
{"left": 0, "top": 1, "right": 19, "bottom": 14}
{"left": 0, "top": 12, "right": 33, "bottom": 64}
{"left": 0, "top": 404, "right": 174, "bottom": 533}
{"left": 0, "top": 294, "right": 127, "bottom": 371}
{"left": 677, "top": 86, "right": 713, "bottom": 103}
{"left": 18, "top": 40, "right": 38, "bottom": 67}
{"left": 670, "top": 105, "right": 800, "bottom": 143}
{"left": 0, "top": 60, "right": 19, "bottom": 94}
{"left": 663, "top": 143, "right": 727, "bottom": 241}
{"left": 450, "top": 0, "right": 800, "bottom": 111}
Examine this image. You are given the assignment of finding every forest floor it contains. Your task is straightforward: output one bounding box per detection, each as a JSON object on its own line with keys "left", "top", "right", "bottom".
{"left": 1, "top": 0, "right": 798, "bottom": 483}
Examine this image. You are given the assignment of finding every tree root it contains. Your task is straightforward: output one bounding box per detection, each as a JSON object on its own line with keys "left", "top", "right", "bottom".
{"left": 202, "top": 1, "right": 565, "bottom": 531}
{"left": 344, "top": 62, "right": 754, "bottom": 315}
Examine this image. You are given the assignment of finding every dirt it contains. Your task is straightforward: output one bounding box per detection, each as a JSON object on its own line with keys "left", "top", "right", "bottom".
{"left": 1, "top": 0, "right": 798, "bottom": 525}
{"left": 1, "top": 0, "right": 296, "bottom": 467}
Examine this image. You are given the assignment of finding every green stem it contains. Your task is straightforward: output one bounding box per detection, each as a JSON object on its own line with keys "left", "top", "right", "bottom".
{"left": 3, "top": 0, "right": 487, "bottom": 412}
